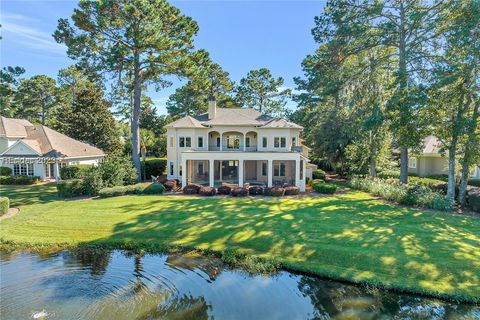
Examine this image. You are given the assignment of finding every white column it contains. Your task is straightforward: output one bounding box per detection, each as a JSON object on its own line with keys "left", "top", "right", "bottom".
{"left": 209, "top": 160, "right": 214, "bottom": 187}
{"left": 243, "top": 134, "right": 246, "bottom": 151}
{"left": 295, "top": 159, "right": 301, "bottom": 190}
{"left": 239, "top": 160, "right": 244, "bottom": 187}
{"left": 181, "top": 158, "right": 187, "bottom": 187}
{"left": 267, "top": 159, "right": 273, "bottom": 187}
{"left": 55, "top": 160, "right": 60, "bottom": 181}
{"left": 301, "top": 160, "right": 306, "bottom": 192}
{"left": 220, "top": 133, "right": 223, "bottom": 151}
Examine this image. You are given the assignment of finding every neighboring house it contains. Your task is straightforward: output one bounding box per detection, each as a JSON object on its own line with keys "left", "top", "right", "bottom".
{"left": 408, "top": 135, "right": 479, "bottom": 179}
{"left": 0, "top": 117, "right": 105, "bottom": 180}
{"left": 165, "top": 98, "right": 310, "bottom": 191}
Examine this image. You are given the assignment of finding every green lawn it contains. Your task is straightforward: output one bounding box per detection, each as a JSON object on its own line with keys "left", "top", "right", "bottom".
{"left": 1, "top": 184, "right": 479, "bottom": 302}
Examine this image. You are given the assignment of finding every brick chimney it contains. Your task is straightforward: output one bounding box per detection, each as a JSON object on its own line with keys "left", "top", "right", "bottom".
{"left": 208, "top": 95, "right": 216, "bottom": 120}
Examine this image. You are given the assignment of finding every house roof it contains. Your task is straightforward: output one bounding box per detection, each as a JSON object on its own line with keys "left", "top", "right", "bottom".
{"left": 0, "top": 116, "right": 105, "bottom": 158}
{"left": 420, "top": 135, "right": 442, "bottom": 154}
{"left": 165, "top": 108, "right": 303, "bottom": 129}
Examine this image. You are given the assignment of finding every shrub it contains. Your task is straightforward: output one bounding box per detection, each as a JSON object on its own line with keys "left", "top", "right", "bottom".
{"left": 284, "top": 185, "right": 300, "bottom": 195}
{"left": 265, "top": 186, "right": 285, "bottom": 197}
{"left": 183, "top": 183, "right": 202, "bottom": 195}
{"left": 467, "top": 188, "right": 480, "bottom": 212}
{"left": 217, "top": 185, "right": 232, "bottom": 195}
{"left": 163, "top": 179, "right": 178, "bottom": 191}
{"left": 0, "top": 167, "right": 12, "bottom": 176}
{"left": 98, "top": 185, "right": 128, "bottom": 198}
{"left": 199, "top": 186, "right": 216, "bottom": 196}
{"left": 425, "top": 174, "right": 449, "bottom": 182}
{"left": 141, "top": 158, "right": 167, "bottom": 178}
{"left": 309, "top": 179, "right": 325, "bottom": 187}
{"left": 99, "top": 156, "right": 138, "bottom": 187}
{"left": 57, "top": 179, "right": 85, "bottom": 198}
{"left": 313, "top": 183, "right": 338, "bottom": 194}
{"left": 400, "top": 185, "right": 432, "bottom": 206}
{"left": 312, "top": 169, "right": 326, "bottom": 180}
{"left": 377, "top": 170, "right": 400, "bottom": 179}
{"left": 0, "top": 175, "right": 41, "bottom": 185}
{"left": 249, "top": 186, "right": 264, "bottom": 196}
{"left": 231, "top": 187, "right": 249, "bottom": 197}
{"left": 83, "top": 168, "right": 104, "bottom": 196}
{"left": 409, "top": 176, "right": 446, "bottom": 189}
{"left": 60, "top": 164, "right": 92, "bottom": 179}
{"left": 0, "top": 197, "right": 9, "bottom": 215}
{"left": 468, "top": 179, "right": 480, "bottom": 187}
{"left": 143, "top": 182, "right": 166, "bottom": 195}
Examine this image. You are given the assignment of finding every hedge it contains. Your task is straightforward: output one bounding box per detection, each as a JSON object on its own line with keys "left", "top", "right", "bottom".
{"left": 265, "top": 186, "right": 285, "bottom": 197}
{"left": 141, "top": 158, "right": 167, "bottom": 179}
{"left": 217, "top": 185, "right": 232, "bottom": 195}
{"left": 199, "top": 186, "right": 216, "bottom": 196}
{"left": 313, "top": 183, "right": 338, "bottom": 194}
{"left": 312, "top": 169, "right": 326, "bottom": 180}
{"left": 143, "top": 183, "right": 166, "bottom": 195}
{"left": 57, "top": 179, "right": 85, "bottom": 198}
{"left": 467, "top": 188, "right": 480, "bottom": 212}
{"left": 0, "top": 197, "right": 9, "bottom": 215}
{"left": 309, "top": 179, "right": 325, "bottom": 188}
{"left": 468, "top": 179, "right": 480, "bottom": 187}
{"left": 231, "top": 187, "right": 249, "bottom": 197}
{"left": 0, "top": 175, "right": 41, "bottom": 185}
{"left": 60, "top": 164, "right": 92, "bottom": 179}
{"left": 183, "top": 183, "right": 202, "bottom": 195}
{"left": 98, "top": 183, "right": 165, "bottom": 198}
{"left": 0, "top": 167, "right": 12, "bottom": 176}
{"left": 284, "top": 186, "right": 300, "bottom": 195}
{"left": 249, "top": 186, "right": 264, "bottom": 196}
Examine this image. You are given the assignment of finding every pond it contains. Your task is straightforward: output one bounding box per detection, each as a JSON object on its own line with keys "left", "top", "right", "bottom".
{"left": 1, "top": 250, "right": 478, "bottom": 320}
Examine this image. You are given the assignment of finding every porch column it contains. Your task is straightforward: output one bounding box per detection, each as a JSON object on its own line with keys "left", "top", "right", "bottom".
{"left": 243, "top": 134, "right": 246, "bottom": 151}
{"left": 267, "top": 159, "right": 273, "bottom": 187}
{"left": 181, "top": 158, "right": 187, "bottom": 187}
{"left": 54, "top": 160, "right": 60, "bottom": 181}
{"left": 239, "top": 160, "right": 244, "bottom": 187}
{"left": 209, "top": 160, "right": 214, "bottom": 187}
{"left": 220, "top": 133, "right": 223, "bottom": 151}
{"left": 295, "top": 159, "right": 301, "bottom": 190}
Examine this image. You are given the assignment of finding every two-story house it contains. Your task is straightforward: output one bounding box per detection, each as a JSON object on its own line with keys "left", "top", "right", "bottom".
{"left": 0, "top": 116, "right": 105, "bottom": 180}
{"left": 165, "top": 98, "right": 310, "bottom": 191}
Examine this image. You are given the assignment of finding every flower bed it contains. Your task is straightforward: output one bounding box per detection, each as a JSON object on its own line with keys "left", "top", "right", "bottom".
{"left": 217, "top": 185, "right": 232, "bottom": 195}
{"left": 249, "top": 186, "right": 264, "bottom": 195}
{"left": 284, "top": 186, "right": 300, "bottom": 195}
{"left": 183, "top": 183, "right": 202, "bottom": 195}
{"left": 265, "top": 186, "right": 285, "bottom": 197}
{"left": 231, "top": 187, "right": 249, "bottom": 197}
{"left": 163, "top": 179, "right": 178, "bottom": 191}
{"left": 199, "top": 186, "right": 216, "bottom": 196}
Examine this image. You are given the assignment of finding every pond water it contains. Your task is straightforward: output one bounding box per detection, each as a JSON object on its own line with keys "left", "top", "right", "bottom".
{"left": 0, "top": 250, "right": 478, "bottom": 320}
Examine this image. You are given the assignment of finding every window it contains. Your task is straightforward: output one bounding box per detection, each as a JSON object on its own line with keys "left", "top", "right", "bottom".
{"left": 246, "top": 137, "right": 250, "bottom": 148}
{"left": 262, "top": 162, "right": 267, "bottom": 176}
{"left": 179, "top": 164, "right": 183, "bottom": 176}
{"left": 226, "top": 135, "right": 240, "bottom": 149}
{"left": 262, "top": 137, "right": 268, "bottom": 148}
{"left": 274, "top": 162, "right": 286, "bottom": 177}
{"left": 170, "top": 136, "right": 174, "bottom": 147}
{"left": 198, "top": 136, "right": 204, "bottom": 148}
{"left": 179, "top": 137, "right": 191, "bottom": 148}
{"left": 216, "top": 137, "right": 221, "bottom": 147}
{"left": 274, "top": 137, "right": 286, "bottom": 148}
{"left": 169, "top": 162, "right": 174, "bottom": 176}
{"left": 274, "top": 137, "right": 280, "bottom": 148}
{"left": 281, "top": 137, "right": 286, "bottom": 148}
{"left": 409, "top": 157, "right": 417, "bottom": 169}
{"left": 292, "top": 137, "right": 297, "bottom": 147}
{"left": 13, "top": 163, "right": 34, "bottom": 176}
{"left": 198, "top": 162, "right": 204, "bottom": 175}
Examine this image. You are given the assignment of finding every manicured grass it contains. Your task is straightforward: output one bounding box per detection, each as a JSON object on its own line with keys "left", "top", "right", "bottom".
{"left": 0, "top": 185, "right": 479, "bottom": 302}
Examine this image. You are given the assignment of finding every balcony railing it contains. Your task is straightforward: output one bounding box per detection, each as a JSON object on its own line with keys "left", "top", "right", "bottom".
{"left": 207, "top": 145, "right": 258, "bottom": 152}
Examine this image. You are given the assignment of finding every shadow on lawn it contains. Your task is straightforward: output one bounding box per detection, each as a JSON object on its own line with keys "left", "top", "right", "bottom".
{"left": 84, "top": 193, "right": 480, "bottom": 301}
{"left": 0, "top": 183, "right": 58, "bottom": 207}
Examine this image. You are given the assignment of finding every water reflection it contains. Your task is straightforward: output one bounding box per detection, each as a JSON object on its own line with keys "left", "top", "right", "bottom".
{"left": 0, "top": 250, "right": 478, "bottom": 320}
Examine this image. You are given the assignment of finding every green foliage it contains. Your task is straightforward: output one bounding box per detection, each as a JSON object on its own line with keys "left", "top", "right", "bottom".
{"left": 143, "top": 183, "right": 166, "bottom": 195}
{"left": 235, "top": 68, "right": 290, "bottom": 116}
{"left": 0, "top": 175, "right": 40, "bottom": 185}
{"left": 0, "top": 197, "right": 9, "bottom": 215}
{"left": 313, "top": 183, "right": 338, "bottom": 194}
{"left": 98, "top": 183, "right": 154, "bottom": 198}
{"left": 222, "top": 249, "right": 280, "bottom": 274}
{"left": 0, "top": 66, "right": 25, "bottom": 117}
{"left": 309, "top": 179, "right": 325, "bottom": 188}
{"left": 468, "top": 179, "right": 480, "bottom": 187}
{"left": 0, "top": 167, "right": 12, "bottom": 176}
{"left": 141, "top": 158, "right": 167, "bottom": 178}
{"left": 467, "top": 188, "right": 480, "bottom": 212}
{"left": 59, "top": 165, "right": 92, "bottom": 180}
{"left": 312, "top": 169, "right": 326, "bottom": 180}
{"left": 349, "top": 177, "right": 453, "bottom": 211}
{"left": 57, "top": 179, "right": 85, "bottom": 198}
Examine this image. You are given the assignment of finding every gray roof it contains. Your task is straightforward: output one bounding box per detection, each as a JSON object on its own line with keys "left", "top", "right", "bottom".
{"left": 1, "top": 116, "right": 105, "bottom": 158}
{"left": 165, "top": 108, "right": 302, "bottom": 129}
{"left": 420, "top": 135, "right": 442, "bottom": 154}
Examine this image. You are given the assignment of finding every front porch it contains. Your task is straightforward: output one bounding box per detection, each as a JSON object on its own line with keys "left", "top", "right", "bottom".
{"left": 182, "top": 152, "right": 306, "bottom": 191}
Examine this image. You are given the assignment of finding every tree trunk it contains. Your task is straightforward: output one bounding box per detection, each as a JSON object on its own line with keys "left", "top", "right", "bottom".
{"left": 447, "top": 139, "right": 457, "bottom": 201}
{"left": 400, "top": 147, "right": 408, "bottom": 184}
{"left": 458, "top": 100, "right": 479, "bottom": 205}
{"left": 131, "top": 53, "right": 142, "bottom": 182}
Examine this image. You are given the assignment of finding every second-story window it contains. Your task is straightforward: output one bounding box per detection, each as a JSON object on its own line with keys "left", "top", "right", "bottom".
{"left": 198, "top": 136, "right": 203, "bottom": 148}
{"left": 262, "top": 137, "right": 268, "bottom": 148}
{"left": 226, "top": 135, "right": 240, "bottom": 149}
{"left": 179, "top": 137, "right": 191, "bottom": 148}
{"left": 245, "top": 137, "right": 250, "bottom": 148}
{"left": 292, "top": 137, "right": 297, "bottom": 147}
{"left": 216, "top": 137, "right": 221, "bottom": 147}
{"left": 274, "top": 137, "right": 286, "bottom": 148}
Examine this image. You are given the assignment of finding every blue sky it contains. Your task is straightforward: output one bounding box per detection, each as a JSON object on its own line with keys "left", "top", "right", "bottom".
{"left": 1, "top": 0, "right": 325, "bottom": 115}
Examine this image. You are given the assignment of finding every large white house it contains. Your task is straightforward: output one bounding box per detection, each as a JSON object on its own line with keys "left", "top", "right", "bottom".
{"left": 165, "top": 99, "right": 310, "bottom": 191}
{"left": 0, "top": 116, "right": 105, "bottom": 180}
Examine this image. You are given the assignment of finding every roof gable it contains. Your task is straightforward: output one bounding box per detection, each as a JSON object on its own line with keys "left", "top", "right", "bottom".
{"left": 0, "top": 139, "right": 42, "bottom": 156}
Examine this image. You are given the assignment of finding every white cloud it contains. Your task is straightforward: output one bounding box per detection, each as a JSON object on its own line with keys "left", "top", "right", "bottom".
{"left": 1, "top": 13, "right": 66, "bottom": 54}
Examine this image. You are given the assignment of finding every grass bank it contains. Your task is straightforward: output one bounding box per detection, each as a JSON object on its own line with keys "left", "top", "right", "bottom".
{"left": 1, "top": 184, "right": 479, "bottom": 303}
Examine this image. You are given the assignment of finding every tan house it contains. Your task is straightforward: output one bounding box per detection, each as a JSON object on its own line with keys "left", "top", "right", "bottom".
{"left": 165, "top": 98, "right": 310, "bottom": 191}
{"left": 0, "top": 117, "right": 105, "bottom": 180}
{"left": 408, "top": 135, "right": 480, "bottom": 179}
